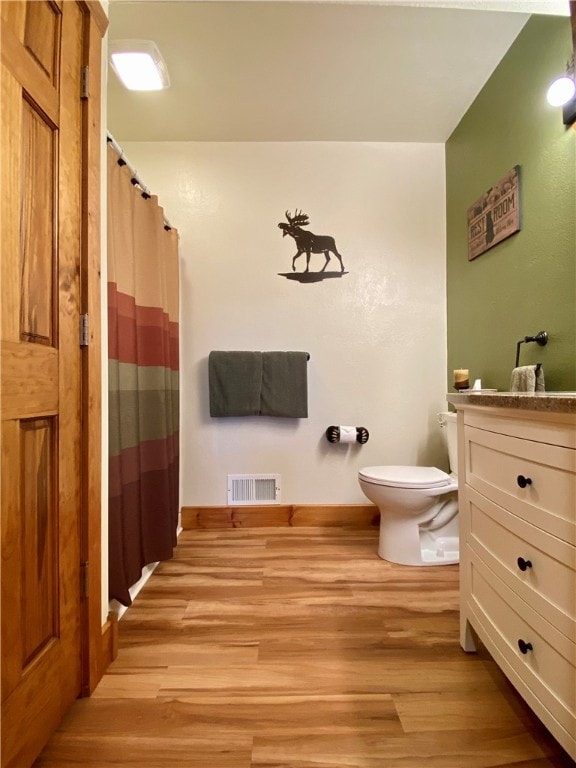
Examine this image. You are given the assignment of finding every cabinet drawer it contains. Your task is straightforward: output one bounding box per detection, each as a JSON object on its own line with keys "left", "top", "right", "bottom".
{"left": 468, "top": 487, "right": 576, "bottom": 638}
{"left": 465, "top": 425, "right": 576, "bottom": 543}
{"left": 468, "top": 552, "right": 576, "bottom": 732}
{"left": 463, "top": 409, "right": 576, "bottom": 449}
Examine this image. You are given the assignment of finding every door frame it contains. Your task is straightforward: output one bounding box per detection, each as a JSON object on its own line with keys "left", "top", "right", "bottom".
{"left": 78, "top": 0, "right": 110, "bottom": 696}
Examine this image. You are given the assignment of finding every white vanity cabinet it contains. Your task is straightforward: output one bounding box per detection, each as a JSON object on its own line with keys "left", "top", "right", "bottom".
{"left": 456, "top": 404, "right": 576, "bottom": 760}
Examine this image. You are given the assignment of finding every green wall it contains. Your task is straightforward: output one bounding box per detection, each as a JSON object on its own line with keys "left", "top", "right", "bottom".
{"left": 446, "top": 15, "right": 575, "bottom": 393}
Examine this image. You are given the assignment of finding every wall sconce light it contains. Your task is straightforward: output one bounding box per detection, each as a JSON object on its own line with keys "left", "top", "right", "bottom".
{"left": 109, "top": 40, "right": 170, "bottom": 91}
{"left": 546, "top": 55, "right": 576, "bottom": 126}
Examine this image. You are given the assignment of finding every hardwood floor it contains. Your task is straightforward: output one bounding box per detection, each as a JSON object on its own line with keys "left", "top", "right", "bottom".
{"left": 35, "top": 527, "right": 574, "bottom": 767}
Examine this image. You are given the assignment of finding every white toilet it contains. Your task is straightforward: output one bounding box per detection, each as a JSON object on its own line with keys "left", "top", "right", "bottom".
{"left": 358, "top": 412, "right": 459, "bottom": 566}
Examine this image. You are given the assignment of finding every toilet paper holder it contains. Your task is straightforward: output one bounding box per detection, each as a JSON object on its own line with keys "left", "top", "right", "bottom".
{"left": 326, "top": 426, "right": 369, "bottom": 444}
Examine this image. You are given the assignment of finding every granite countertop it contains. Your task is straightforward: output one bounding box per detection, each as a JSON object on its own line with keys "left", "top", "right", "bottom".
{"left": 446, "top": 391, "right": 576, "bottom": 414}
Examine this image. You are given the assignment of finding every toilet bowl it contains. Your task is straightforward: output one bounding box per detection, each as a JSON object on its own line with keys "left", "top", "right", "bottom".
{"left": 358, "top": 412, "right": 459, "bottom": 566}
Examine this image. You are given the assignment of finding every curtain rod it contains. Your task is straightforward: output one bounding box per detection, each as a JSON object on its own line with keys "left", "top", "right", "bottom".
{"left": 106, "top": 131, "right": 173, "bottom": 231}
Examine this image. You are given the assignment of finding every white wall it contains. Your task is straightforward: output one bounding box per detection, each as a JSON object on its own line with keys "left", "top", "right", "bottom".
{"left": 123, "top": 141, "right": 449, "bottom": 505}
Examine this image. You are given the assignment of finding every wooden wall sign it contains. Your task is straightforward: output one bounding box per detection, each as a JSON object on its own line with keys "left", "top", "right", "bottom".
{"left": 467, "top": 166, "right": 521, "bottom": 260}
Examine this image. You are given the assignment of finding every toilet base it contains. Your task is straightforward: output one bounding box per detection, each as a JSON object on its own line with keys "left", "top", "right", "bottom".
{"left": 377, "top": 509, "right": 459, "bottom": 566}
{"left": 378, "top": 535, "right": 459, "bottom": 566}
{"left": 420, "top": 536, "right": 459, "bottom": 565}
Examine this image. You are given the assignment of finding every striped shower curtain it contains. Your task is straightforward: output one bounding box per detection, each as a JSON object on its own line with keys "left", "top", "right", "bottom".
{"left": 107, "top": 146, "right": 180, "bottom": 606}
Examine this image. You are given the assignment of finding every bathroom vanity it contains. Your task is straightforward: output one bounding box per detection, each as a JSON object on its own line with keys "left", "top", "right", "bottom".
{"left": 447, "top": 392, "right": 576, "bottom": 760}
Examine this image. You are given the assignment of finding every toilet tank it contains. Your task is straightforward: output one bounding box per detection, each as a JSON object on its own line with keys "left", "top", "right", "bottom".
{"left": 438, "top": 412, "right": 458, "bottom": 476}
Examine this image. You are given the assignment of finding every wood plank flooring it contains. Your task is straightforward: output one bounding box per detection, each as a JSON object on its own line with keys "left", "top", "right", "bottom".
{"left": 35, "top": 527, "right": 575, "bottom": 767}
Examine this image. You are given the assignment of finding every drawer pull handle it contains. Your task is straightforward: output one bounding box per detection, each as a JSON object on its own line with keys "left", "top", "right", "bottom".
{"left": 518, "top": 639, "right": 533, "bottom": 655}
{"left": 517, "top": 475, "right": 532, "bottom": 488}
{"left": 517, "top": 557, "right": 533, "bottom": 572}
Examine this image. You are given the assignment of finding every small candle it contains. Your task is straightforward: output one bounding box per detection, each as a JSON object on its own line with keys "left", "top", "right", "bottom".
{"left": 454, "top": 368, "right": 469, "bottom": 389}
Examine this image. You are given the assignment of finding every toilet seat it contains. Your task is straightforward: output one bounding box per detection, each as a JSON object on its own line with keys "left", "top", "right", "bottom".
{"left": 358, "top": 465, "right": 452, "bottom": 489}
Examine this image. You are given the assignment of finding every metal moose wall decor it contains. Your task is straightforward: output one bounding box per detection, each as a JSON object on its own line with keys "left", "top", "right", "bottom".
{"left": 277, "top": 210, "right": 347, "bottom": 283}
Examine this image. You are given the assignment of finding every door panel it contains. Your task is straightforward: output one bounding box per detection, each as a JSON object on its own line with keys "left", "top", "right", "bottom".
{"left": 1, "top": 2, "right": 85, "bottom": 766}
{"left": 23, "top": 1, "right": 60, "bottom": 83}
{"left": 21, "top": 417, "right": 58, "bottom": 666}
{"left": 20, "top": 97, "right": 57, "bottom": 345}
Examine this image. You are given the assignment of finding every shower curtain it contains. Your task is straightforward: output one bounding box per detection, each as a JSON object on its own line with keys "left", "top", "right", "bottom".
{"left": 107, "top": 146, "right": 180, "bottom": 606}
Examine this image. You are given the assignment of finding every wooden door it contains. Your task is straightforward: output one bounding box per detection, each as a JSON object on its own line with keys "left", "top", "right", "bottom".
{"left": 1, "top": 2, "right": 86, "bottom": 765}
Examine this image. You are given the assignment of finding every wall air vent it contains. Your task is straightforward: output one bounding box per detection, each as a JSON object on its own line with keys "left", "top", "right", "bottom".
{"left": 227, "top": 474, "right": 281, "bottom": 505}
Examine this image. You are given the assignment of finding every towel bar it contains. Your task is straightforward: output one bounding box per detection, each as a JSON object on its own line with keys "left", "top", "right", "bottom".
{"left": 515, "top": 331, "right": 547, "bottom": 368}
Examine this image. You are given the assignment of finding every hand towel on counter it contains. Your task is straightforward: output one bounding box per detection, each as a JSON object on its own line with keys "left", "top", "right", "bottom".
{"left": 260, "top": 351, "right": 308, "bottom": 418}
{"left": 510, "top": 365, "right": 545, "bottom": 393}
{"left": 209, "top": 351, "right": 263, "bottom": 416}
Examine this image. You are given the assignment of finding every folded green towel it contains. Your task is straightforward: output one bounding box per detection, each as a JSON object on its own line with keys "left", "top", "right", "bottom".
{"left": 510, "top": 365, "right": 545, "bottom": 393}
{"left": 209, "top": 350, "right": 309, "bottom": 418}
{"left": 209, "top": 351, "right": 263, "bottom": 416}
{"left": 261, "top": 351, "right": 308, "bottom": 418}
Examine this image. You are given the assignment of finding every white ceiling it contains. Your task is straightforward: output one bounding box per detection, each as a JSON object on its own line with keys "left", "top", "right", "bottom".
{"left": 106, "top": 0, "right": 570, "bottom": 143}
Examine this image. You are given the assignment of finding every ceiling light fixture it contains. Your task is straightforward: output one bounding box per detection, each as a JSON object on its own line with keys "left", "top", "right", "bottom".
{"left": 109, "top": 40, "right": 170, "bottom": 91}
{"left": 546, "top": 55, "right": 575, "bottom": 126}
{"left": 546, "top": 74, "right": 575, "bottom": 107}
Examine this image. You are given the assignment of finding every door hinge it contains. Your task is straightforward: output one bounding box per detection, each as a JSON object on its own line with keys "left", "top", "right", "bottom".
{"left": 81, "top": 66, "right": 89, "bottom": 99}
{"left": 80, "top": 313, "right": 89, "bottom": 347}
{"left": 80, "top": 561, "right": 89, "bottom": 599}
